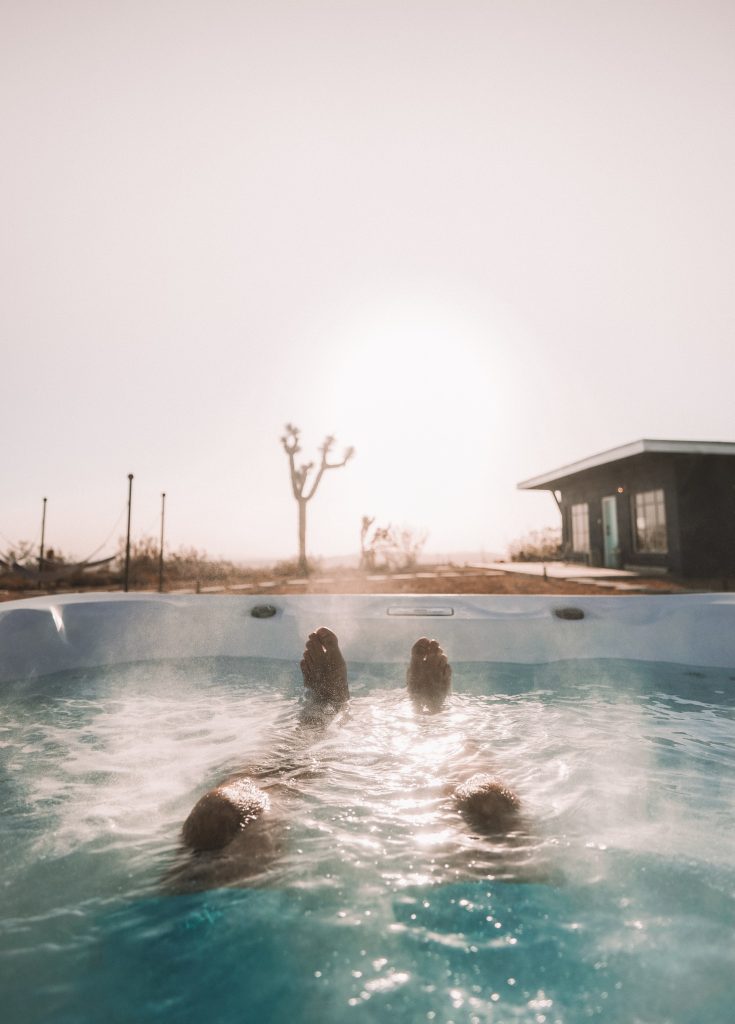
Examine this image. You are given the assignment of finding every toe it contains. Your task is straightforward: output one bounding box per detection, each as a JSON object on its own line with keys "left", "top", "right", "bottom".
{"left": 315, "top": 626, "right": 339, "bottom": 648}
{"left": 306, "top": 635, "right": 323, "bottom": 656}
{"left": 426, "top": 644, "right": 444, "bottom": 666}
{"left": 411, "top": 637, "right": 431, "bottom": 659}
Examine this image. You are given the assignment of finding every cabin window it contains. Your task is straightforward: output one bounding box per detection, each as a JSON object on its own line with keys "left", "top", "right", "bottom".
{"left": 633, "top": 488, "right": 668, "bottom": 553}
{"left": 571, "top": 502, "right": 590, "bottom": 553}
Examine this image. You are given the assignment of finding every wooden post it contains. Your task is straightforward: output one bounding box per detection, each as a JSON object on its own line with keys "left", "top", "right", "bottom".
{"left": 39, "top": 497, "right": 47, "bottom": 575}
{"left": 158, "top": 492, "right": 166, "bottom": 593}
{"left": 124, "top": 474, "right": 133, "bottom": 592}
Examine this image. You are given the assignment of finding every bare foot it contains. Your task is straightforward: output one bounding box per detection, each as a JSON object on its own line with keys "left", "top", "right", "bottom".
{"left": 407, "top": 637, "right": 452, "bottom": 708}
{"left": 454, "top": 773, "right": 521, "bottom": 834}
{"left": 181, "top": 777, "right": 270, "bottom": 851}
{"left": 300, "top": 626, "right": 349, "bottom": 705}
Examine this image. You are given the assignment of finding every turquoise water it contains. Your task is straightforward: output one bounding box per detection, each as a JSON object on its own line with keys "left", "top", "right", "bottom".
{"left": 2, "top": 657, "right": 734, "bottom": 1024}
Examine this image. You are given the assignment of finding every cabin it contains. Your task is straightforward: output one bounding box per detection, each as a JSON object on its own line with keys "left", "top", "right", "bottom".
{"left": 518, "top": 440, "right": 735, "bottom": 577}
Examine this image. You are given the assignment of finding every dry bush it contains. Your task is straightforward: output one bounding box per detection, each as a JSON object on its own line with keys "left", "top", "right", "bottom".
{"left": 116, "top": 536, "right": 240, "bottom": 586}
{"left": 271, "top": 557, "right": 324, "bottom": 578}
{"left": 360, "top": 518, "right": 428, "bottom": 572}
{"left": 508, "top": 527, "right": 562, "bottom": 562}
{"left": 0, "top": 540, "right": 38, "bottom": 568}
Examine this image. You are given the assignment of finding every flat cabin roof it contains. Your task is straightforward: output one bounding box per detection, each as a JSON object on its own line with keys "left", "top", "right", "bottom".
{"left": 518, "top": 439, "right": 735, "bottom": 491}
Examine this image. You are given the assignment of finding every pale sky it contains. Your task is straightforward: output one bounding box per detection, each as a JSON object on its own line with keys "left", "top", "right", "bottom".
{"left": 2, "top": 1, "right": 734, "bottom": 564}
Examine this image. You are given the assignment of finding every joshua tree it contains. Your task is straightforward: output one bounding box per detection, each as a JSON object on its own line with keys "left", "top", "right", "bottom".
{"left": 280, "top": 424, "right": 355, "bottom": 575}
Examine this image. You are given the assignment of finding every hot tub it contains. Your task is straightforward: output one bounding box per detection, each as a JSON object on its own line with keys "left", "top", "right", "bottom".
{"left": 2, "top": 593, "right": 734, "bottom": 1024}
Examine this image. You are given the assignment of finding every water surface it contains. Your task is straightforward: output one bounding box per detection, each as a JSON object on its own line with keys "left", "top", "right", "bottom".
{"left": 2, "top": 657, "right": 734, "bottom": 1023}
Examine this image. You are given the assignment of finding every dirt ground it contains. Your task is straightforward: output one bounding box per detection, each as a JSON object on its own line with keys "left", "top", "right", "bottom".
{"left": 1, "top": 565, "right": 696, "bottom": 598}
{"left": 2, "top": 563, "right": 708, "bottom": 602}
{"left": 238, "top": 566, "right": 690, "bottom": 597}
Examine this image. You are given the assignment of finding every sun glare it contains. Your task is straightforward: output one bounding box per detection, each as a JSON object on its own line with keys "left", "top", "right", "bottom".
{"left": 326, "top": 296, "right": 518, "bottom": 433}
{"left": 297, "top": 291, "right": 532, "bottom": 554}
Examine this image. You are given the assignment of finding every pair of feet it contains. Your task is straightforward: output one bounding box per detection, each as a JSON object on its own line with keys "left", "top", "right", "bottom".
{"left": 300, "top": 627, "right": 452, "bottom": 708}
{"left": 180, "top": 627, "right": 519, "bottom": 859}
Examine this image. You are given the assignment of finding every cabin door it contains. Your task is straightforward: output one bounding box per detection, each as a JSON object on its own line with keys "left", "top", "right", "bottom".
{"left": 601, "top": 496, "right": 619, "bottom": 568}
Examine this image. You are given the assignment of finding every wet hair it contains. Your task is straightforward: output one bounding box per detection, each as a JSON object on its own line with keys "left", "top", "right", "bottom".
{"left": 182, "top": 778, "right": 270, "bottom": 851}
{"left": 454, "top": 773, "right": 521, "bottom": 831}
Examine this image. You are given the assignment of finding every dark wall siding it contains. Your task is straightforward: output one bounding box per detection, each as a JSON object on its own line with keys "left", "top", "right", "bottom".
{"left": 675, "top": 456, "right": 735, "bottom": 575}
{"left": 552, "top": 452, "right": 735, "bottom": 575}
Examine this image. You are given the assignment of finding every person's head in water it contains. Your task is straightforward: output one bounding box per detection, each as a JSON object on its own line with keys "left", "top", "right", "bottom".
{"left": 454, "top": 773, "right": 521, "bottom": 834}
{"left": 406, "top": 637, "right": 452, "bottom": 711}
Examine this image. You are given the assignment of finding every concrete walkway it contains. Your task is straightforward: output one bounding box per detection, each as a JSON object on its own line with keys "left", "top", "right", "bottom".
{"left": 473, "top": 561, "right": 640, "bottom": 579}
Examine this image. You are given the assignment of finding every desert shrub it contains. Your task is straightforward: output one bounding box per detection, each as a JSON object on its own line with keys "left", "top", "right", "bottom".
{"left": 271, "top": 557, "right": 323, "bottom": 578}
{"left": 360, "top": 519, "right": 428, "bottom": 572}
{"left": 0, "top": 540, "right": 37, "bottom": 568}
{"left": 272, "top": 558, "right": 302, "bottom": 577}
{"left": 508, "top": 527, "right": 562, "bottom": 562}
{"left": 116, "top": 536, "right": 239, "bottom": 585}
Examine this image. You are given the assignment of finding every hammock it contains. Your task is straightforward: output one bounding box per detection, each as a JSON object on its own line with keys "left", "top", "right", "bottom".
{"left": 1, "top": 556, "right": 115, "bottom": 584}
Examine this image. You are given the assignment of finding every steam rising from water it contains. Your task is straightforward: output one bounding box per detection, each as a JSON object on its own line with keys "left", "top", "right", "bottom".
{"left": 3, "top": 657, "right": 734, "bottom": 902}
{"left": 2, "top": 656, "right": 735, "bottom": 1024}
